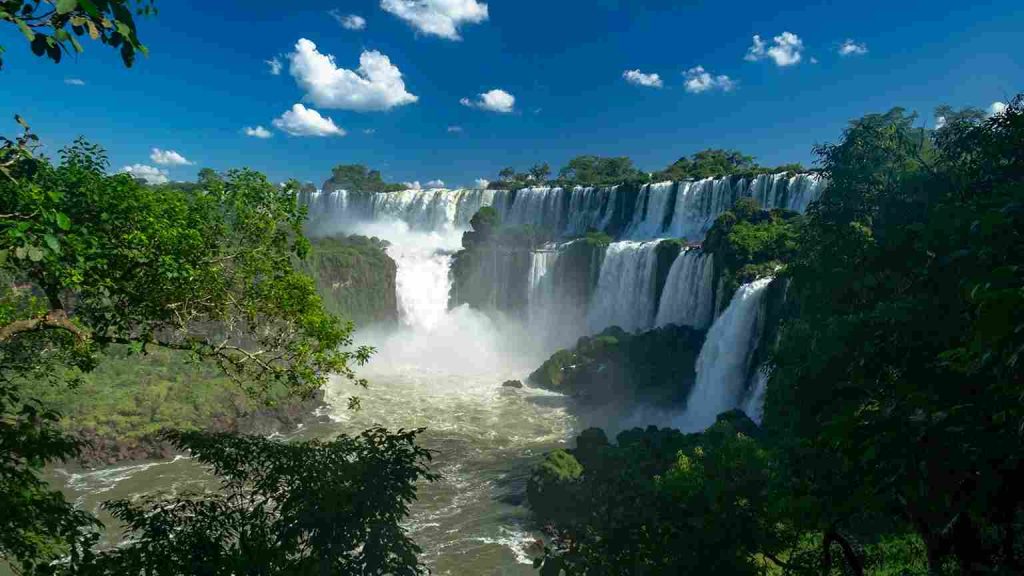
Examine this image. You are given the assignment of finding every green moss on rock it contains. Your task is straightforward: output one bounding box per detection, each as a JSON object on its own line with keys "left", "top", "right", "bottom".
{"left": 300, "top": 235, "right": 398, "bottom": 326}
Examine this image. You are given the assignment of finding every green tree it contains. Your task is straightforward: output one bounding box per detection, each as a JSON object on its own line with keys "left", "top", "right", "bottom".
{"left": 557, "top": 155, "right": 647, "bottom": 187}
{"left": 70, "top": 428, "right": 436, "bottom": 576}
{"left": 529, "top": 162, "right": 551, "bottom": 183}
{"left": 327, "top": 164, "right": 404, "bottom": 192}
{"left": 0, "top": 0, "right": 156, "bottom": 70}
{"left": 0, "top": 135, "right": 372, "bottom": 572}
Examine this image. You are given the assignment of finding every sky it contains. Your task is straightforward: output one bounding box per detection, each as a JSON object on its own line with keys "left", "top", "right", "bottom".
{"left": 0, "top": 0, "right": 1020, "bottom": 188}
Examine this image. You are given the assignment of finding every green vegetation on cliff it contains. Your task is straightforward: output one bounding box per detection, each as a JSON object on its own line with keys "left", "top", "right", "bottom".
{"left": 300, "top": 235, "right": 398, "bottom": 326}
{"left": 703, "top": 197, "right": 801, "bottom": 299}
{"left": 653, "top": 149, "right": 806, "bottom": 182}
{"left": 532, "top": 97, "right": 1024, "bottom": 575}
{"left": 527, "top": 324, "right": 705, "bottom": 405}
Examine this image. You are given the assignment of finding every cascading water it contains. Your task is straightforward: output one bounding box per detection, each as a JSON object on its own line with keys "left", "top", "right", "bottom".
{"left": 586, "top": 240, "right": 663, "bottom": 334}
{"left": 741, "top": 367, "right": 769, "bottom": 425}
{"left": 677, "top": 277, "right": 773, "bottom": 431}
{"left": 654, "top": 248, "right": 715, "bottom": 330}
{"left": 624, "top": 182, "right": 676, "bottom": 239}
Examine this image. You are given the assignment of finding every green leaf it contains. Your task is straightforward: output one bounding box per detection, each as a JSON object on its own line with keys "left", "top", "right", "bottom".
{"left": 77, "top": 0, "right": 101, "bottom": 18}
{"left": 56, "top": 0, "right": 79, "bottom": 15}
{"left": 27, "top": 246, "right": 44, "bottom": 262}
{"left": 44, "top": 234, "right": 60, "bottom": 254}
{"left": 56, "top": 212, "right": 71, "bottom": 230}
{"left": 14, "top": 246, "right": 26, "bottom": 259}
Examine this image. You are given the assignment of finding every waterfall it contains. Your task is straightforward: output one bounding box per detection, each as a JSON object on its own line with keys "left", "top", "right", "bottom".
{"left": 748, "top": 173, "right": 825, "bottom": 214}
{"left": 388, "top": 238, "right": 454, "bottom": 330}
{"left": 497, "top": 187, "right": 567, "bottom": 232}
{"left": 654, "top": 249, "right": 715, "bottom": 330}
{"left": 664, "top": 178, "right": 741, "bottom": 240}
{"left": 678, "top": 277, "right": 772, "bottom": 431}
{"left": 624, "top": 182, "right": 676, "bottom": 239}
{"left": 741, "top": 367, "right": 768, "bottom": 425}
{"left": 586, "top": 240, "right": 663, "bottom": 334}
{"left": 305, "top": 188, "right": 496, "bottom": 234}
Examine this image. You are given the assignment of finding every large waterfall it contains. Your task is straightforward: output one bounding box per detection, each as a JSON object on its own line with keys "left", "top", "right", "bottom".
{"left": 678, "top": 278, "right": 772, "bottom": 431}
{"left": 654, "top": 248, "right": 715, "bottom": 330}
{"left": 305, "top": 172, "right": 825, "bottom": 241}
{"left": 586, "top": 241, "right": 663, "bottom": 334}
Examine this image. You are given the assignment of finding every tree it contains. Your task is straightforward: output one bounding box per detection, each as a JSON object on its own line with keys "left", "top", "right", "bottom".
{"left": 0, "top": 0, "right": 156, "bottom": 70}
{"left": 498, "top": 166, "right": 516, "bottom": 182}
{"left": 70, "top": 428, "right": 436, "bottom": 576}
{"left": 327, "top": 164, "right": 403, "bottom": 193}
{"left": 0, "top": 135, "right": 372, "bottom": 572}
{"left": 557, "top": 155, "right": 647, "bottom": 187}
{"left": 529, "top": 162, "right": 551, "bottom": 183}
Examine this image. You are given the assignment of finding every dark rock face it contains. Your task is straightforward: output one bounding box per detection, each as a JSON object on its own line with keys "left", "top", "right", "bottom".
{"left": 527, "top": 324, "right": 706, "bottom": 406}
{"left": 502, "top": 379, "right": 524, "bottom": 389}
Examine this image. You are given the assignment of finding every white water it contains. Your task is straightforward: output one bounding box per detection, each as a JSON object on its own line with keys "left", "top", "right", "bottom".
{"left": 624, "top": 182, "right": 676, "bottom": 239}
{"left": 678, "top": 277, "right": 772, "bottom": 431}
{"left": 654, "top": 248, "right": 715, "bottom": 330}
{"left": 741, "top": 367, "right": 769, "bottom": 425}
{"left": 586, "top": 240, "right": 663, "bottom": 334}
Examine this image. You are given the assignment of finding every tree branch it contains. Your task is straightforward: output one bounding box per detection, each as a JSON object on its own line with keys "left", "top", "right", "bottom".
{"left": 0, "top": 309, "right": 88, "bottom": 343}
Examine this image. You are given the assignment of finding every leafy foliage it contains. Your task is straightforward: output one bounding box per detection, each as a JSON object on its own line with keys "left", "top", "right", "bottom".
{"left": 556, "top": 155, "right": 649, "bottom": 187}
{"left": 325, "top": 164, "right": 405, "bottom": 193}
{"left": 0, "top": 0, "right": 156, "bottom": 70}
{"left": 70, "top": 427, "right": 437, "bottom": 575}
{"left": 654, "top": 148, "right": 805, "bottom": 181}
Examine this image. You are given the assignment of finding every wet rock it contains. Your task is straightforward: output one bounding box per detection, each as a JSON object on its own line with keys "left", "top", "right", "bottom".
{"left": 502, "top": 379, "right": 524, "bottom": 389}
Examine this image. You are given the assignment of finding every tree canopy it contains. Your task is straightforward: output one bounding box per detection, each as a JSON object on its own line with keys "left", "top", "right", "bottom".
{"left": 0, "top": 0, "right": 156, "bottom": 70}
{"left": 557, "top": 155, "right": 648, "bottom": 187}
{"left": 326, "top": 164, "right": 405, "bottom": 193}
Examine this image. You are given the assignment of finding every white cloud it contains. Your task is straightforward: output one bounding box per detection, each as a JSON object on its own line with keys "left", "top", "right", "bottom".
{"left": 403, "top": 181, "right": 422, "bottom": 190}
{"left": 65, "top": 78, "right": 85, "bottom": 86}
{"left": 935, "top": 116, "right": 947, "bottom": 130}
{"left": 474, "top": 178, "right": 490, "bottom": 189}
{"left": 426, "top": 179, "right": 445, "bottom": 188}
{"left": 266, "top": 56, "right": 283, "bottom": 75}
{"left": 460, "top": 89, "right": 515, "bottom": 113}
{"left": 381, "top": 0, "right": 488, "bottom": 41}
{"left": 121, "top": 164, "right": 169, "bottom": 184}
{"left": 149, "top": 148, "right": 193, "bottom": 166}
{"left": 288, "top": 38, "right": 418, "bottom": 112}
{"left": 622, "top": 69, "right": 663, "bottom": 88}
{"left": 331, "top": 10, "right": 367, "bottom": 30}
{"left": 363, "top": 128, "right": 376, "bottom": 134}
{"left": 988, "top": 101, "right": 1007, "bottom": 117}
{"left": 244, "top": 126, "right": 273, "bottom": 139}
{"left": 447, "top": 125, "right": 463, "bottom": 133}
{"left": 272, "top": 104, "right": 346, "bottom": 137}
{"left": 838, "top": 39, "right": 868, "bottom": 56}
{"left": 745, "top": 32, "right": 804, "bottom": 66}
{"left": 683, "top": 66, "right": 736, "bottom": 93}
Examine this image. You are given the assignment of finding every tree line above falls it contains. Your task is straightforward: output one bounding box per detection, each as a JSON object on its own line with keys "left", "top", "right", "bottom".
{"left": 319, "top": 149, "right": 808, "bottom": 194}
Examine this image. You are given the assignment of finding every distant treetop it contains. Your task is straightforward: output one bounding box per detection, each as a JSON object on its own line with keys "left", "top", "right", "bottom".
{"left": 325, "top": 164, "right": 405, "bottom": 193}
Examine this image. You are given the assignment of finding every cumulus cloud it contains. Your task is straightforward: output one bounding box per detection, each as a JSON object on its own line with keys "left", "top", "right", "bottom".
{"left": 121, "top": 164, "right": 169, "bottom": 184}
{"left": 273, "top": 104, "right": 346, "bottom": 137}
{"left": 447, "top": 125, "right": 463, "bottom": 133}
{"left": 989, "top": 101, "right": 1007, "bottom": 116}
{"left": 683, "top": 66, "right": 736, "bottom": 93}
{"left": 838, "top": 39, "right": 868, "bottom": 56}
{"left": 266, "top": 56, "right": 283, "bottom": 75}
{"left": 65, "top": 78, "right": 85, "bottom": 86}
{"left": 403, "top": 181, "right": 422, "bottom": 190}
{"left": 474, "top": 178, "right": 490, "bottom": 189}
{"left": 244, "top": 126, "right": 273, "bottom": 139}
{"left": 381, "top": 0, "right": 488, "bottom": 40}
{"left": 460, "top": 89, "right": 515, "bottom": 113}
{"left": 288, "top": 39, "right": 418, "bottom": 112}
{"left": 331, "top": 10, "right": 366, "bottom": 30}
{"left": 426, "top": 179, "right": 445, "bottom": 188}
{"left": 149, "top": 148, "right": 193, "bottom": 166}
{"left": 622, "top": 69, "right": 663, "bottom": 88}
{"left": 745, "top": 32, "right": 804, "bottom": 66}
{"left": 363, "top": 128, "right": 376, "bottom": 134}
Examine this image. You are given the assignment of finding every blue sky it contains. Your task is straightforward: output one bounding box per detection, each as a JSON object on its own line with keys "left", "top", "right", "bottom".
{"left": 0, "top": 0, "right": 1020, "bottom": 187}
